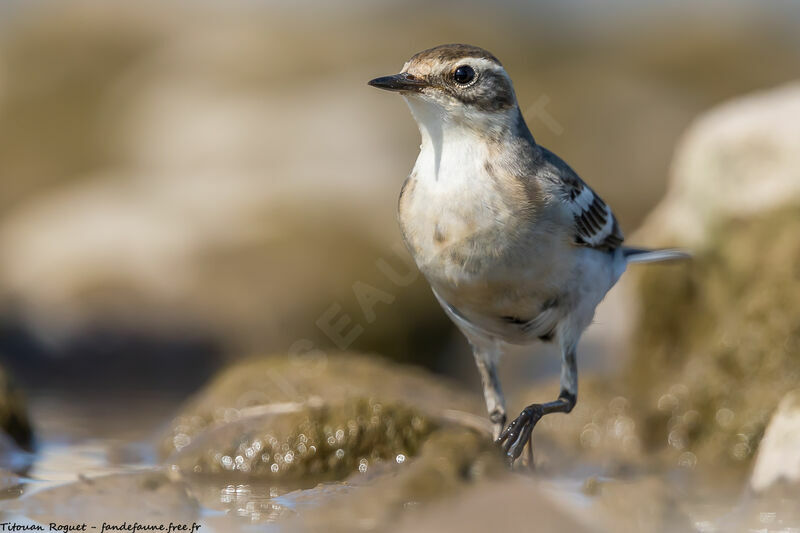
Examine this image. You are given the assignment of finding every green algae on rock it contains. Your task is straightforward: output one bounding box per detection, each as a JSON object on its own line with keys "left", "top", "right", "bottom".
{"left": 170, "top": 397, "right": 436, "bottom": 483}
{"left": 161, "top": 352, "right": 484, "bottom": 485}
{"left": 627, "top": 205, "right": 800, "bottom": 470}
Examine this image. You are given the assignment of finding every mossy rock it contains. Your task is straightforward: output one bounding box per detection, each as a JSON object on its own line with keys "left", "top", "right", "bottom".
{"left": 170, "top": 397, "right": 436, "bottom": 484}
{"left": 161, "top": 352, "right": 485, "bottom": 486}
{"left": 627, "top": 205, "right": 800, "bottom": 470}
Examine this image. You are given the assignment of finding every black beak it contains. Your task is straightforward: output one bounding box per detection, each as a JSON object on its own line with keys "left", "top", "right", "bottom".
{"left": 368, "top": 73, "right": 427, "bottom": 92}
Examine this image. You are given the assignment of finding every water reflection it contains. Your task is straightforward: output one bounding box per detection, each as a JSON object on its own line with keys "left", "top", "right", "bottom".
{"left": 195, "top": 481, "right": 291, "bottom": 523}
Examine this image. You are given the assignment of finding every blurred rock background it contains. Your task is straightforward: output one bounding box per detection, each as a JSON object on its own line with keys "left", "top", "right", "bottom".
{"left": 0, "top": 1, "right": 799, "bottom": 530}
{"left": 1, "top": 0, "right": 799, "bottom": 405}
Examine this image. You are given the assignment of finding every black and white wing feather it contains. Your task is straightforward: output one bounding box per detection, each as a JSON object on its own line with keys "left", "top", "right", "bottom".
{"left": 562, "top": 178, "right": 624, "bottom": 250}
{"left": 519, "top": 145, "right": 625, "bottom": 252}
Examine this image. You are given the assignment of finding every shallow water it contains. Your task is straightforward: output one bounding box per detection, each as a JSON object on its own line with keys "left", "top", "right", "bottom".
{"left": 1, "top": 393, "right": 387, "bottom": 529}
{"left": 1, "top": 392, "right": 794, "bottom": 533}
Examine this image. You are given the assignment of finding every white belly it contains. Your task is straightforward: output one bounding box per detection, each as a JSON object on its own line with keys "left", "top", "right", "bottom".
{"left": 398, "top": 145, "right": 564, "bottom": 341}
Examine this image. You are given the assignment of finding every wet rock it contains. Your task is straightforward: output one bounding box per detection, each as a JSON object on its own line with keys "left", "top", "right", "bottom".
{"left": 584, "top": 476, "right": 694, "bottom": 533}
{"left": 627, "top": 205, "right": 800, "bottom": 472}
{"left": 163, "top": 353, "right": 505, "bottom": 530}
{"left": 386, "top": 476, "right": 591, "bottom": 533}
{"left": 161, "top": 352, "right": 486, "bottom": 486}
{"left": 281, "top": 427, "right": 506, "bottom": 532}
{"left": 0, "top": 364, "right": 33, "bottom": 455}
{"left": 719, "top": 482, "right": 800, "bottom": 532}
{"left": 183, "top": 429, "right": 503, "bottom": 530}
{"left": 18, "top": 471, "right": 198, "bottom": 524}
{"left": 750, "top": 390, "right": 800, "bottom": 492}
{"left": 170, "top": 397, "right": 437, "bottom": 483}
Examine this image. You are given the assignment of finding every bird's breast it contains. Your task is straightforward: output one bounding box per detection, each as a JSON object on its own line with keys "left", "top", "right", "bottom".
{"left": 398, "top": 142, "right": 545, "bottom": 288}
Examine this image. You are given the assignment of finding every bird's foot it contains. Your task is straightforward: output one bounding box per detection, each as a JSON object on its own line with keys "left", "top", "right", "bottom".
{"left": 496, "top": 404, "right": 544, "bottom": 467}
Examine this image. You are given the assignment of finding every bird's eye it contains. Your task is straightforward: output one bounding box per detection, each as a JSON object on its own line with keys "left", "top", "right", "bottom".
{"left": 453, "top": 65, "right": 475, "bottom": 85}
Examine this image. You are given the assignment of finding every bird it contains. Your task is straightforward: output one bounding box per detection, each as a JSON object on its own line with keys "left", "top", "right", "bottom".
{"left": 368, "top": 44, "right": 688, "bottom": 466}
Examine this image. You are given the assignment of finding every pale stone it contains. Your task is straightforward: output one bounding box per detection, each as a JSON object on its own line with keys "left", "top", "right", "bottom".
{"left": 750, "top": 390, "right": 800, "bottom": 492}
{"left": 636, "top": 82, "right": 800, "bottom": 249}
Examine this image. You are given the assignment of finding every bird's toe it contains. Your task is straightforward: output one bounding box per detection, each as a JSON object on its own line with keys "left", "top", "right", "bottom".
{"left": 496, "top": 405, "right": 544, "bottom": 466}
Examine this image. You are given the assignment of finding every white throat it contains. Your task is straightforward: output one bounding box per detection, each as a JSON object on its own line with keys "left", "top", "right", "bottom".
{"left": 403, "top": 95, "right": 503, "bottom": 183}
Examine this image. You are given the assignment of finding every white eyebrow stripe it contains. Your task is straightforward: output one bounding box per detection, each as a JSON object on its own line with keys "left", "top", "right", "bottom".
{"left": 464, "top": 58, "right": 506, "bottom": 75}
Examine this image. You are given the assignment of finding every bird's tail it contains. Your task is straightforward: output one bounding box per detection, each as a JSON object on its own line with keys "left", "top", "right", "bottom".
{"left": 622, "top": 246, "right": 691, "bottom": 264}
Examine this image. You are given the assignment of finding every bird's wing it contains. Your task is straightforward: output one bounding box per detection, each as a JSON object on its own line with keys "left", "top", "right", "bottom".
{"left": 559, "top": 175, "right": 624, "bottom": 250}
{"left": 536, "top": 148, "right": 624, "bottom": 251}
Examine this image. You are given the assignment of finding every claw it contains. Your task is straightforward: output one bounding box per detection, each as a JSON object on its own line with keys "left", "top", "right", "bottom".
{"left": 508, "top": 422, "right": 533, "bottom": 460}
{"left": 495, "top": 419, "right": 514, "bottom": 446}
{"left": 496, "top": 404, "right": 544, "bottom": 467}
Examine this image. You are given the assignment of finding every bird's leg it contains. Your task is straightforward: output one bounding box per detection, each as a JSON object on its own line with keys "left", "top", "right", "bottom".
{"left": 474, "top": 353, "right": 506, "bottom": 440}
{"left": 464, "top": 334, "right": 506, "bottom": 440}
{"left": 497, "top": 345, "right": 578, "bottom": 466}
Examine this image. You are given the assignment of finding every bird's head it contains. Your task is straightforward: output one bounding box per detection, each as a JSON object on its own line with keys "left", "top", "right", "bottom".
{"left": 368, "top": 44, "right": 522, "bottom": 138}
